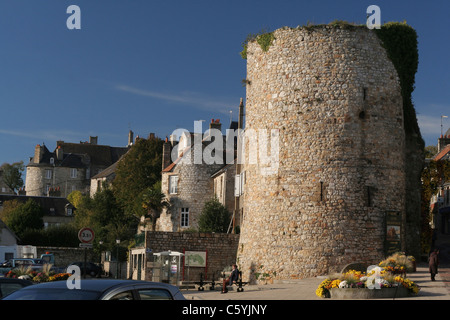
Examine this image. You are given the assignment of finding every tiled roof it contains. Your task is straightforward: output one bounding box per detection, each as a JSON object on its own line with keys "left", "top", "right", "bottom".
{"left": 434, "top": 144, "right": 450, "bottom": 161}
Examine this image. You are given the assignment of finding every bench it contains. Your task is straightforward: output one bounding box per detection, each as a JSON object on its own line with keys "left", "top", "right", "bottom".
{"left": 222, "top": 271, "right": 248, "bottom": 293}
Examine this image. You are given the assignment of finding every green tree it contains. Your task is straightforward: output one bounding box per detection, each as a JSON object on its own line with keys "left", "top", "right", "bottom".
{"left": 198, "top": 197, "right": 231, "bottom": 233}
{"left": 1, "top": 161, "right": 24, "bottom": 194}
{"left": 424, "top": 145, "right": 438, "bottom": 159}
{"left": 67, "top": 190, "right": 84, "bottom": 208}
{"left": 141, "top": 181, "right": 170, "bottom": 231}
{"left": 73, "top": 187, "right": 137, "bottom": 253}
{"left": 112, "top": 136, "right": 164, "bottom": 217}
{"left": 3, "top": 199, "right": 44, "bottom": 240}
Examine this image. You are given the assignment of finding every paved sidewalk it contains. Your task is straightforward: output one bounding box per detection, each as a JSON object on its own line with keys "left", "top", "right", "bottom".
{"left": 182, "top": 263, "right": 450, "bottom": 300}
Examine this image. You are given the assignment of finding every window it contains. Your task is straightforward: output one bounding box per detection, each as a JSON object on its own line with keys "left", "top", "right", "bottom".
{"left": 169, "top": 175, "right": 179, "bottom": 194}
{"left": 181, "top": 208, "right": 189, "bottom": 227}
{"left": 362, "top": 87, "right": 369, "bottom": 101}
{"left": 137, "top": 289, "right": 172, "bottom": 300}
{"left": 45, "top": 169, "right": 52, "bottom": 179}
{"left": 66, "top": 208, "right": 73, "bottom": 216}
{"left": 70, "top": 168, "right": 77, "bottom": 178}
{"left": 109, "top": 291, "right": 134, "bottom": 300}
{"left": 366, "top": 186, "right": 374, "bottom": 207}
{"left": 49, "top": 157, "right": 54, "bottom": 164}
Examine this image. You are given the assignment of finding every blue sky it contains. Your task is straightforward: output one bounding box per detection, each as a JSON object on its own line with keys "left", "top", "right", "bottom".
{"left": 0, "top": 0, "right": 449, "bottom": 167}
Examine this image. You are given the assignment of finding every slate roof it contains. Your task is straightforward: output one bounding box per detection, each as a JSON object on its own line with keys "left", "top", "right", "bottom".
{"left": 0, "top": 195, "right": 74, "bottom": 217}
{"left": 27, "top": 142, "right": 128, "bottom": 168}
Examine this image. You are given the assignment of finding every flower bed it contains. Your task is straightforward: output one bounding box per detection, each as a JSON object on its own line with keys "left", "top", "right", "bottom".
{"left": 316, "top": 253, "right": 420, "bottom": 299}
{"left": 5, "top": 265, "right": 71, "bottom": 283}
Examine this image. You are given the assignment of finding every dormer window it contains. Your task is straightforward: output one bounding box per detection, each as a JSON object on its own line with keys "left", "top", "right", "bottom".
{"left": 50, "top": 157, "right": 55, "bottom": 164}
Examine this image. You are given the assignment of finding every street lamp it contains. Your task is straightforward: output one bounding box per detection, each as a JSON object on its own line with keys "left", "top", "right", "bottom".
{"left": 441, "top": 115, "right": 448, "bottom": 137}
{"left": 116, "top": 239, "right": 120, "bottom": 279}
{"left": 98, "top": 241, "right": 103, "bottom": 278}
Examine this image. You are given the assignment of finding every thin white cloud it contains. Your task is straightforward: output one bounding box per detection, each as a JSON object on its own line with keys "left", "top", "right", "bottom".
{"left": 115, "top": 85, "right": 236, "bottom": 115}
{"left": 0, "top": 129, "right": 123, "bottom": 144}
{"left": 417, "top": 114, "right": 449, "bottom": 136}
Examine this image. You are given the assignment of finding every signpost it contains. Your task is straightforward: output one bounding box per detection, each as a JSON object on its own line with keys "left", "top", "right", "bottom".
{"left": 78, "top": 227, "right": 95, "bottom": 244}
{"left": 78, "top": 228, "right": 95, "bottom": 279}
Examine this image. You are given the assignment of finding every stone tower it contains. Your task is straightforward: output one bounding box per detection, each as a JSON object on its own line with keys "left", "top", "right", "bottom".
{"left": 237, "top": 25, "right": 407, "bottom": 281}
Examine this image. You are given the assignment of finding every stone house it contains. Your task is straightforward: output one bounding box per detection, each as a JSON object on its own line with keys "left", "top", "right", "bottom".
{"left": 0, "top": 218, "right": 19, "bottom": 246}
{"left": 430, "top": 130, "right": 450, "bottom": 234}
{"left": 25, "top": 135, "right": 129, "bottom": 197}
{"left": 157, "top": 119, "right": 239, "bottom": 232}
{"left": 0, "top": 194, "right": 75, "bottom": 228}
{"left": 90, "top": 160, "right": 120, "bottom": 196}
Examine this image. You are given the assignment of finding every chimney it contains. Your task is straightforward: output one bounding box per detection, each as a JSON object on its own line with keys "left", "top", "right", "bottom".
{"left": 34, "top": 144, "right": 44, "bottom": 164}
{"left": 148, "top": 133, "right": 155, "bottom": 140}
{"left": 56, "top": 146, "right": 63, "bottom": 161}
{"left": 128, "top": 130, "right": 134, "bottom": 147}
{"left": 169, "top": 134, "right": 177, "bottom": 147}
{"left": 48, "top": 187, "right": 61, "bottom": 197}
{"left": 162, "top": 137, "right": 172, "bottom": 170}
{"left": 89, "top": 136, "right": 98, "bottom": 145}
{"left": 209, "top": 118, "right": 222, "bottom": 132}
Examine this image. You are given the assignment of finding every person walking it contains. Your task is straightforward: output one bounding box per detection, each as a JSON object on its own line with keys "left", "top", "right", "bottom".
{"left": 429, "top": 248, "right": 440, "bottom": 281}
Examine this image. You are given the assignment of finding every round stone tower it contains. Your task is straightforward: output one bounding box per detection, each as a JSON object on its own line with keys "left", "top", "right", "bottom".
{"left": 237, "top": 25, "right": 406, "bottom": 281}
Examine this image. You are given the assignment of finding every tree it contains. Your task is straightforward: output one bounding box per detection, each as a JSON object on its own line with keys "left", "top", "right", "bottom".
{"left": 198, "top": 197, "right": 231, "bottom": 233}
{"left": 424, "top": 145, "right": 438, "bottom": 159}
{"left": 112, "top": 136, "right": 164, "bottom": 217}
{"left": 73, "top": 186, "right": 137, "bottom": 253}
{"left": 1, "top": 161, "right": 24, "bottom": 194}
{"left": 141, "top": 181, "right": 170, "bottom": 231}
{"left": 67, "top": 190, "right": 84, "bottom": 208}
{"left": 420, "top": 159, "right": 450, "bottom": 254}
{"left": 3, "top": 199, "right": 44, "bottom": 240}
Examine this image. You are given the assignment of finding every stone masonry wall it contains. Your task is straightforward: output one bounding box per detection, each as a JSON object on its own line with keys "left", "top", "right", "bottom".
{"left": 238, "top": 26, "right": 406, "bottom": 281}
{"left": 158, "top": 145, "right": 223, "bottom": 231}
{"left": 37, "top": 246, "right": 98, "bottom": 268}
{"left": 26, "top": 166, "right": 88, "bottom": 197}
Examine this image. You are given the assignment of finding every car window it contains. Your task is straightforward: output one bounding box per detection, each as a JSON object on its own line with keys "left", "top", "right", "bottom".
{"left": 137, "top": 289, "right": 173, "bottom": 300}
{"left": 0, "top": 283, "right": 26, "bottom": 298}
{"left": 109, "top": 291, "right": 134, "bottom": 300}
{"left": 2, "top": 288, "right": 101, "bottom": 300}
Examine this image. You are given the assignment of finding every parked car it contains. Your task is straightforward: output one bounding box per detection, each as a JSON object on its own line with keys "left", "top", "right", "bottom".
{"left": 0, "top": 258, "right": 48, "bottom": 275}
{"left": 0, "top": 278, "right": 34, "bottom": 299}
{"left": 66, "top": 262, "right": 102, "bottom": 277}
{"left": 2, "top": 279, "right": 186, "bottom": 300}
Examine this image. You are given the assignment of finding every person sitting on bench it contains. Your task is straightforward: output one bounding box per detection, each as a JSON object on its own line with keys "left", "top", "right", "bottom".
{"left": 222, "top": 264, "right": 239, "bottom": 293}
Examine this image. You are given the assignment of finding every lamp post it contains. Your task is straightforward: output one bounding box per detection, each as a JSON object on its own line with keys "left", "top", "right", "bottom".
{"left": 98, "top": 241, "right": 103, "bottom": 278}
{"left": 116, "top": 239, "right": 120, "bottom": 279}
{"left": 441, "top": 115, "right": 448, "bottom": 137}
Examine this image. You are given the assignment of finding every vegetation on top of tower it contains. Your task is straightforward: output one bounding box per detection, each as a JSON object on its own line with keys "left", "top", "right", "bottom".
{"left": 239, "top": 30, "right": 275, "bottom": 59}
{"left": 374, "top": 21, "right": 421, "bottom": 139}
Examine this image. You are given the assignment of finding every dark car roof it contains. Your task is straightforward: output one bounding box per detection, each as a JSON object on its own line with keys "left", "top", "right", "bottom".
{"left": 0, "top": 278, "right": 34, "bottom": 285}
{"left": 5, "top": 279, "right": 183, "bottom": 298}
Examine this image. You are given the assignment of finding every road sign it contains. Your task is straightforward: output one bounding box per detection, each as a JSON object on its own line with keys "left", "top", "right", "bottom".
{"left": 79, "top": 243, "right": 93, "bottom": 248}
{"left": 78, "top": 227, "right": 95, "bottom": 244}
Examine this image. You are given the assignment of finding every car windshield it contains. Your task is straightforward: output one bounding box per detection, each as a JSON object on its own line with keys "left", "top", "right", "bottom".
{"left": 3, "top": 288, "right": 101, "bottom": 300}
